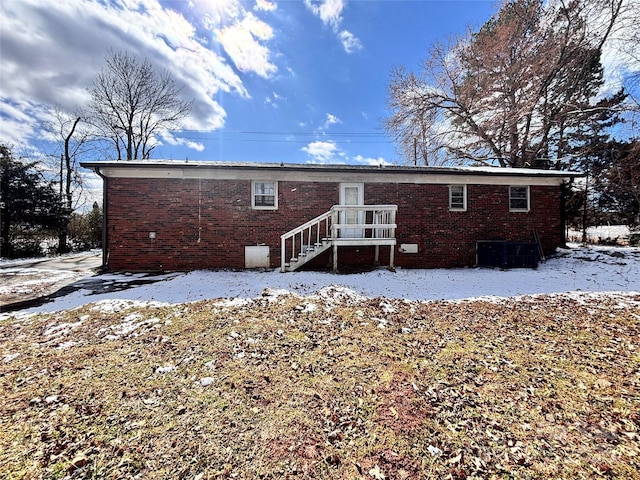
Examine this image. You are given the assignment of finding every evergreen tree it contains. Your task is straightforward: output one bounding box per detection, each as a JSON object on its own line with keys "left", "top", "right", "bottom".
{"left": 87, "top": 202, "right": 103, "bottom": 247}
{"left": 565, "top": 88, "right": 627, "bottom": 239}
{"left": 596, "top": 140, "right": 640, "bottom": 229}
{"left": 0, "top": 145, "right": 64, "bottom": 258}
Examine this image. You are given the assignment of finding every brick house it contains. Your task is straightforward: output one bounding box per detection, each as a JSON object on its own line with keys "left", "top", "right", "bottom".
{"left": 81, "top": 160, "right": 579, "bottom": 272}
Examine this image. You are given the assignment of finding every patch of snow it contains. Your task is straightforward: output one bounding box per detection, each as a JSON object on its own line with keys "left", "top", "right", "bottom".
{"left": 155, "top": 365, "right": 175, "bottom": 374}
{"left": 0, "top": 249, "right": 101, "bottom": 267}
{"left": 376, "top": 318, "right": 390, "bottom": 329}
{"left": 380, "top": 301, "right": 396, "bottom": 313}
{"left": 44, "top": 319, "right": 85, "bottom": 337}
{"left": 98, "top": 313, "right": 162, "bottom": 340}
{"left": 2, "top": 244, "right": 638, "bottom": 316}
{"left": 261, "top": 287, "right": 296, "bottom": 299}
{"left": 313, "top": 285, "right": 368, "bottom": 310}
{"left": 567, "top": 225, "right": 631, "bottom": 243}
{"left": 200, "top": 377, "right": 215, "bottom": 386}
{"left": 211, "top": 297, "right": 253, "bottom": 311}
{"left": 90, "top": 299, "right": 169, "bottom": 314}
{"left": 295, "top": 302, "right": 318, "bottom": 313}
{"left": 3, "top": 353, "right": 20, "bottom": 363}
{"left": 428, "top": 445, "right": 443, "bottom": 456}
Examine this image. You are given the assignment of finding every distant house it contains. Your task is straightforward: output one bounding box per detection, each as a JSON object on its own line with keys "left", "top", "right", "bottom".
{"left": 81, "top": 160, "right": 579, "bottom": 272}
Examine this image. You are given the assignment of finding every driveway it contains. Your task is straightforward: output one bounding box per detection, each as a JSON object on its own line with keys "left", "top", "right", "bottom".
{"left": 0, "top": 252, "right": 103, "bottom": 310}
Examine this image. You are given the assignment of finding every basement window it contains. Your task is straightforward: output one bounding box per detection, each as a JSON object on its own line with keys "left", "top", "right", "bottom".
{"left": 509, "top": 186, "right": 530, "bottom": 212}
{"left": 449, "top": 185, "right": 467, "bottom": 211}
{"left": 252, "top": 181, "right": 278, "bottom": 210}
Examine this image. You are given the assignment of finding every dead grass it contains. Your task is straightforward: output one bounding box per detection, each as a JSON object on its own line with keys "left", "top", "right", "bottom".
{"left": 1, "top": 291, "right": 639, "bottom": 479}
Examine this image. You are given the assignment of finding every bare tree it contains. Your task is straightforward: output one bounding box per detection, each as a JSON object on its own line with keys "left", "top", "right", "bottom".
{"left": 46, "top": 108, "right": 94, "bottom": 252}
{"left": 386, "top": 0, "right": 626, "bottom": 168}
{"left": 88, "top": 50, "right": 192, "bottom": 160}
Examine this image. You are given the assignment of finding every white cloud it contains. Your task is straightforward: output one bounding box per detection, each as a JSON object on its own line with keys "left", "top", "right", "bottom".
{"left": 0, "top": 100, "right": 43, "bottom": 146}
{"left": 265, "top": 92, "right": 285, "bottom": 107}
{"left": 255, "top": 0, "right": 277, "bottom": 12}
{"left": 322, "top": 113, "right": 341, "bottom": 129}
{"left": 304, "top": 0, "right": 345, "bottom": 30}
{"left": 0, "top": 0, "right": 269, "bottom": 153}
{"left": 160, "top": 132, "right": 205, "bottom": 152}
{"left": 352, "top": 155, "right": 391, "bottom": 166}
{"left": 196, "top": 0, "right": 244, "bottom": 25}
{"left": 301, "top": 140, "right": 344, "bottom": 163}
{"left": 216, "top": 12, "right": 277, "bottom": 77}
{"left": 339, "top": 30, "right": 362, "bottom": 53}
{"left": 304, "top": 0, "right": 361, "bottom": 54}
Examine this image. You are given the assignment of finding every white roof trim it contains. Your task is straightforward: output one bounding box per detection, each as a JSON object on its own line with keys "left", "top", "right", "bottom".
{"left": 83, "top": 160, "right": 579, "bottom": 186}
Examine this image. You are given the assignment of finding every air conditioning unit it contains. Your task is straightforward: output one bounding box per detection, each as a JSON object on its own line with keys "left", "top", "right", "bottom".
{"left": 476, "top": 240, "right": 538, "bottom": 269}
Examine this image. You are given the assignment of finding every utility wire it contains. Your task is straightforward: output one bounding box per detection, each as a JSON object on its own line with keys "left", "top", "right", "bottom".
{"left": 173, "top": 130, "right": 392, "bottom": 144}
{"left": 179, "top": 129, "right": 385, "bottom": 136}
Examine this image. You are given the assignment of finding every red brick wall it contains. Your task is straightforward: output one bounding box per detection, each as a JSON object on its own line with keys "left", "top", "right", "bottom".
{"left": 105, "top": 178, "right": 563, "bottom": 271}
{"left": 365, "top": 183, "right": 562, "bottom": 268}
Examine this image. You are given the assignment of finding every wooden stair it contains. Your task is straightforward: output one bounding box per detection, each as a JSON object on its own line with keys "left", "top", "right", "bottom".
{"left": 284, "top": 240, "right": 332, "bottom": 271}
{"left": 281, "top": 205, "right": 398, "bottom": 272}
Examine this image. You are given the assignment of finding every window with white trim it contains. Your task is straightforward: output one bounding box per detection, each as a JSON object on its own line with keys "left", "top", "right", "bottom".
{"left": 509, "top": 186, "right": 530, "bottom": 212}
{"left": 252, "top": 181, "right": 277, "bottom": 209}
{"left": 449, "top": 185, "right": 467, "bottom": 211}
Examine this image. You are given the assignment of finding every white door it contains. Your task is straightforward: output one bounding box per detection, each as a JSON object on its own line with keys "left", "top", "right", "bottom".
{"left": 339, "top": 183, "right": 364, "bottom": 238}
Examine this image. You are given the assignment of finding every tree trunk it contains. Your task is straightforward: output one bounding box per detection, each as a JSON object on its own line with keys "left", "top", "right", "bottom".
{"left": 57, "top": 116, "right": 81, "bottom": 254}
{"left": 0, "top": 160, "right": 10, "bottom": 257}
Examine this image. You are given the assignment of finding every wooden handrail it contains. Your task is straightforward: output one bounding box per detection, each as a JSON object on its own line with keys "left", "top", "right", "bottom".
{"left": 281, "top": 210, "right": 332, "bottom": 272}
{"left": 280, "top": 205, "right": 398, "bottom": 272}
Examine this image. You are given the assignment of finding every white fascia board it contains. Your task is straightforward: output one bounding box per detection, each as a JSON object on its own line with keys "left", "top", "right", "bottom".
{"left": 95, "top": 166, "right": 569, "bottom": 186}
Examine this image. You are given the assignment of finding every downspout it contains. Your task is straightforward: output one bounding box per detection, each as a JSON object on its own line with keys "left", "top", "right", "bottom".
{"left": 94, "top": 167, "right": 109, "bottom": 271}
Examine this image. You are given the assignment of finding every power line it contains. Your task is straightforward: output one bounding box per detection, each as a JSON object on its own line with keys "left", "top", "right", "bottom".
{"left": 172, "top": 129, "right": 393, "bottom": 144}
{"left": 177, "top": 129, "right": 388, "bottom": 137}
{"left": 190, "top": 138, "right": 391, "bottom": 144}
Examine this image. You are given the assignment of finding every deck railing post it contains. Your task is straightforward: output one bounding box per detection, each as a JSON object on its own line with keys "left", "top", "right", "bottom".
{"left": 389, "top": 244, "right": 395, "bottom": 270}
{"left": 292, "top": 235, "right": 296, "bottom": 262}
{"left": 331, "top": 207, "right": 338, "bottom": 240}
{"left": 280, "top": 237, "right": 285, "bottom": 272}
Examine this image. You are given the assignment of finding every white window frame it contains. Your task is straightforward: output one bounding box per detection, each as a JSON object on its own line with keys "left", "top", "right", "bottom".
{"left": 509, "top": 185, "right": 530, "bottom": 212}
{"left": 251, "top": 180, "right": 278, "bottom": 210}
{"left": 449, "top": 184, "right": 467, "bottom": 211}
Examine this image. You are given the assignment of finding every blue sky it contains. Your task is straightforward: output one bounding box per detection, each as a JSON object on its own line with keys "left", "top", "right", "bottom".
{"left": 1, "top": 0, "right": 497, "bottom": 166}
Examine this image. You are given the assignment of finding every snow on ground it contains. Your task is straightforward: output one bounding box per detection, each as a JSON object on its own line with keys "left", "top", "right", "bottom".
{"left": 0, "top": 268, "right": 80, "bottom": 296}
{"left": 1, "top": 243, "right": 638, "bottom": 317}
{"left": 566, "top": 225, "right": 632, "bottom": 243}
{"left": 0, "top": 250, "right": 100, "bottom": 306}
